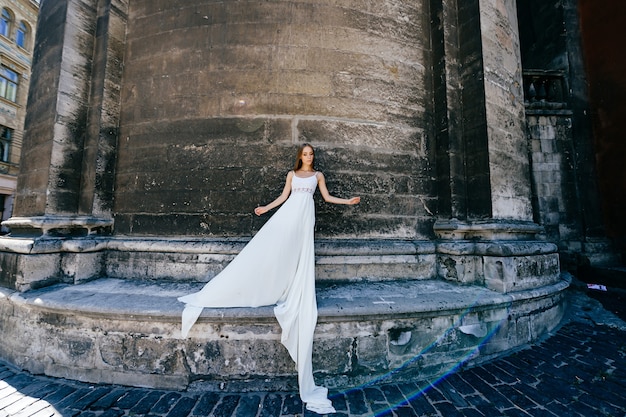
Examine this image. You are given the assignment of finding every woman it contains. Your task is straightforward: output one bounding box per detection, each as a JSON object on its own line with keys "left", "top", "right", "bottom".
{"left": 178, "top": 143, "right": 360, "bottom": 414}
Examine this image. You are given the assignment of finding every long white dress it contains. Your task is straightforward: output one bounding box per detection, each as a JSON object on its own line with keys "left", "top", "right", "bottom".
{"left": 178, "top": 172, "right": 336, "bottom": 414}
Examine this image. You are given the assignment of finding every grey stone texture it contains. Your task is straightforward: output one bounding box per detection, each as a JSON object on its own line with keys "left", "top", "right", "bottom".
{"left": 0, "top": 0, "right": 612, "bottom": 393}
{"left": 0, "top": 275, "right": 569, "bottom": 391}
{"left": 1, "top": 286, "right": 625, "bottom": 417}
{"left": 116, "top": 0, "right": 432, "bottom": 238}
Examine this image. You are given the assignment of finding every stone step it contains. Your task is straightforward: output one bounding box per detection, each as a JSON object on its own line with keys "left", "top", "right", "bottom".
{"left": 0, "top": 276, "right": 569, "bottom": 391}
{"left": 4, "top": 277, "right": 546, "bottom": 323}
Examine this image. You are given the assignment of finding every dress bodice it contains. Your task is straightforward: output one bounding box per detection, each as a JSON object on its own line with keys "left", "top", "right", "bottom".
{"left": 291, "top": 172, "right": 318, "bottom": 195}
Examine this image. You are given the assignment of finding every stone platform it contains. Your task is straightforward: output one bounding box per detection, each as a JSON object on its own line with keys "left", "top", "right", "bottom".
{"left": 0, "top": 276, "right": 569, "bottom": 391}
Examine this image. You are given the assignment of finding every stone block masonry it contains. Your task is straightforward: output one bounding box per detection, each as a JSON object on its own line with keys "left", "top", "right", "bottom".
{"left": 526, "top": 111, "right": 620, "bottom": 268}
{"left": 1, "top": 319, "right": 625, "bottom": 416}
{"left": 0, "top": 277, "right": 569, "bottom": 391}
{"left": 0, "top": 0, "right": 580, "bottom": 393}
{"left": 116, "top": 0, "right": 434, "bottom": 239}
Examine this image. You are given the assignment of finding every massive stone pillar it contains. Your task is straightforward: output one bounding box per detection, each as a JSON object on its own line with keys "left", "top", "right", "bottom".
{"left": 1, "top": 0, "right": 440, "bottom": 288}
{"left": 0, "top": 0, "right": 560, "bottom": 293}
{"left": 114, "top": 0, "right": 434, "bottom": 238}
{"left": 101, "top": 0, "right": 440, "bottom": 283}
{"left": 0, "top": 0, "right": 127, "bottom": 289}
{"left": 434, "top": 0, "right": 532, "bottom": 223}
{"left": 431, "top": 0, "right": 559, "bottom": 292}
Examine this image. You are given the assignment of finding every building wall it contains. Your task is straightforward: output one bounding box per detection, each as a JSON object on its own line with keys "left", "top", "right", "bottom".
{"left": 0, "top": 0, "right": 38, "bottom": 232}
{"left": 115, "top": 0, "right": 436, "bottom": 239}
{"left": 1, "top": 0, "right": 617, "bottom": 290}
{"left": 517, "top": 0, "right": 623, "bottom": 268}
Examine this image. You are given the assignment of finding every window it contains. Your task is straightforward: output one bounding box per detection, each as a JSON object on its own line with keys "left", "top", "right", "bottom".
{"left": 0, "top": 66, "right": 18, "bottom": 102}
{"left": 16, "top": 21, "right": 27, "bottom": 48}
{"left": 0, "top": 9, "right": 11, "bottom": 38}
{"left": 0, "top": 126, "right": 12, "bottom": 162}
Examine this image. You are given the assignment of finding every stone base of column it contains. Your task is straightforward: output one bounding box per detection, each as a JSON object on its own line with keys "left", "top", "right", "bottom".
{"left": 0, "top": 222, "right": 569, "bottom": 390}
{"left": 0, "top": 236, "right": 440, "bottom": 291}
{"left": 0, "top": 236, "right": 107, "bottom": 292}
{"left": 0, "top": 275, "right": 569, "bottom": 391}
{"left": 0, "top": 218, "right": 563, "bottom": 294}
{"left": 2, "top": 215, "right": 113, "bottom": 237}
{"left": 0, "top": 216, "right": 113, "bottom": 291}
{"left": 0, "top": 218, "right": 560, "bottom": 293}
{"left": 434, "top": 219, "right": 561, "bottom": 293}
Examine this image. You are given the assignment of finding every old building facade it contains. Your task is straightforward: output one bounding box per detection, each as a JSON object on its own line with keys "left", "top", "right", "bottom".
{"left": 0, "top": 0, "right": 38, "bottom": 233}
{"left": 0, "top": 0, "right": 622, "bottom": 390}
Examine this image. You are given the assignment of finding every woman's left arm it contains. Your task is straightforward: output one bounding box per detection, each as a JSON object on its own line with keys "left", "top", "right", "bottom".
{"left": 317, "top": 172, "right": 361, "bottom": 205}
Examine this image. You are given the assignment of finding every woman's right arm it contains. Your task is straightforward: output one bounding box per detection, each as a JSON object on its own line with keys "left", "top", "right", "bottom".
{"left": 254, "top": 171, "right": 293, "bottom": 216}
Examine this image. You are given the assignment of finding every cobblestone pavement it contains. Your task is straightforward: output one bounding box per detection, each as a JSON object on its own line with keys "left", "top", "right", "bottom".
{"left": 1, "top": 289, "right": 625, "bottom": 417}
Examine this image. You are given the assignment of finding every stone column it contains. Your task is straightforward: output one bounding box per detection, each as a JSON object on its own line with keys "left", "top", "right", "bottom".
{"left": 432, "top": 0, "right": 560, "bottom": 292}
{"left": 0, "top": 0, "right": 128, "bottom": 290}
{"left": 479, "top": 0, "right": 533, "bottom": 221}
{"left": 434, "top": 0, "right": 532, "bottom": 223}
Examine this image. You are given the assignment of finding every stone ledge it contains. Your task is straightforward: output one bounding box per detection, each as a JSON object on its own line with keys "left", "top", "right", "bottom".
{"left": 0, "top": 237, "right": 561, "bottom": 293}
{"left": 434, "top": 219, "right": 543, "bottom": 240}
{"left": 0, "top": 236, "right": 435, "bottom": 255}
{"left": 2, "top": 277, "right": 568, "bottom": 325}
{"left": 2, "top": 216, "right": 113, "bottom": 237}
{"left": 0, "top": 237, "right": 440, "bottom": 290}
{"left": 437, "top": 240, "right": 558, "bottom": 256}
{"left": 0, "top": 276, "right": 569, "bottom": 390}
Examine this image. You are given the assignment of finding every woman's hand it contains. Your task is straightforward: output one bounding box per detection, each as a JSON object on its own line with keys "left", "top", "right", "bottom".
{"left": 347, "top": 197, "right": 361, "bottom": 205}
{"left": 254, "top": 206, "right": 268, "bottom": 216}
{"left": 254, "top": 172, "right": 293, "bottom": 216}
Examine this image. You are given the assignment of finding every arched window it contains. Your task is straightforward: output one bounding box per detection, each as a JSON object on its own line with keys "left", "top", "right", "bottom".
{"left": 16, "top": 21, "right": 27, "bottom": 48}
{"left": 0, "top": 9, "right": 12, "bottom": 38}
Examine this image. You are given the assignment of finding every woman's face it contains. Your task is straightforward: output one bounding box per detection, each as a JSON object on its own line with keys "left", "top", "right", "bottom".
{"left": 301, "top": 146, "right": 314, "bottom": 167}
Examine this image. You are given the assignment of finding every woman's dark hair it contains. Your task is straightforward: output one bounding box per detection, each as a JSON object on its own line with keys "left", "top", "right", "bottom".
{"left": 293, "top": 143, "right": 315, "bottom": 171}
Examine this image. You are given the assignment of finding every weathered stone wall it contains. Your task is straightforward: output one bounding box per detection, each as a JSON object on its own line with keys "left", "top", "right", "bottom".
{"left": 526, "top": 113, "right": 581, "bottom": 263}
{"left": 517, "top": 0, "right": 621, "bottom": 267}
{"left": 13, "top": 0, "right": 68, "bottom": 216}
{"left": 13, "top": 0, "right": 127, "bottom": 221}
{"left": 115, "top": 0, "right": 435, "bottom": 239}
{"left": 479, "top": 0, "right": 532, "bottom": 221}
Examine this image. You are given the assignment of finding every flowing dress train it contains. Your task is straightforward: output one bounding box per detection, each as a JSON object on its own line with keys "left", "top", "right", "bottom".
{"left": 178, "top": 172, "right": 335, "bottom": 414}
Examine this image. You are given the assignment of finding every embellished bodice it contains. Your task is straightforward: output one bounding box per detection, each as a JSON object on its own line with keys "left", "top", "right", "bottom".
{"left": 291, "top": 172, "right": 318, "bottom": 195}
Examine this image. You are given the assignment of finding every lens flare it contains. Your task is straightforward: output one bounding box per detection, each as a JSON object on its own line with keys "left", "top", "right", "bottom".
{"left": 329, "top": 294, "right": 513, "bottom": 416}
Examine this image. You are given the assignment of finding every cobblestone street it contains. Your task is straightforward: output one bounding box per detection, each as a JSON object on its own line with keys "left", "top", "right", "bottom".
{"left": 1, "top": 288, "right": 625, "bottom": 417}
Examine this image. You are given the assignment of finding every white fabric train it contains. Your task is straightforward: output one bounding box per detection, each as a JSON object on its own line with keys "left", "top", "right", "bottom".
{"left": 178, "top": 172, "right": 335, "bottom": 414}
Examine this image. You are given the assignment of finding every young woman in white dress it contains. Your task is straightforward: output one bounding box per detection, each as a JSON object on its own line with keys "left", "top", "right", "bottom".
{"left": 178, "top": 143, "right": 360, "bottom": 414}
